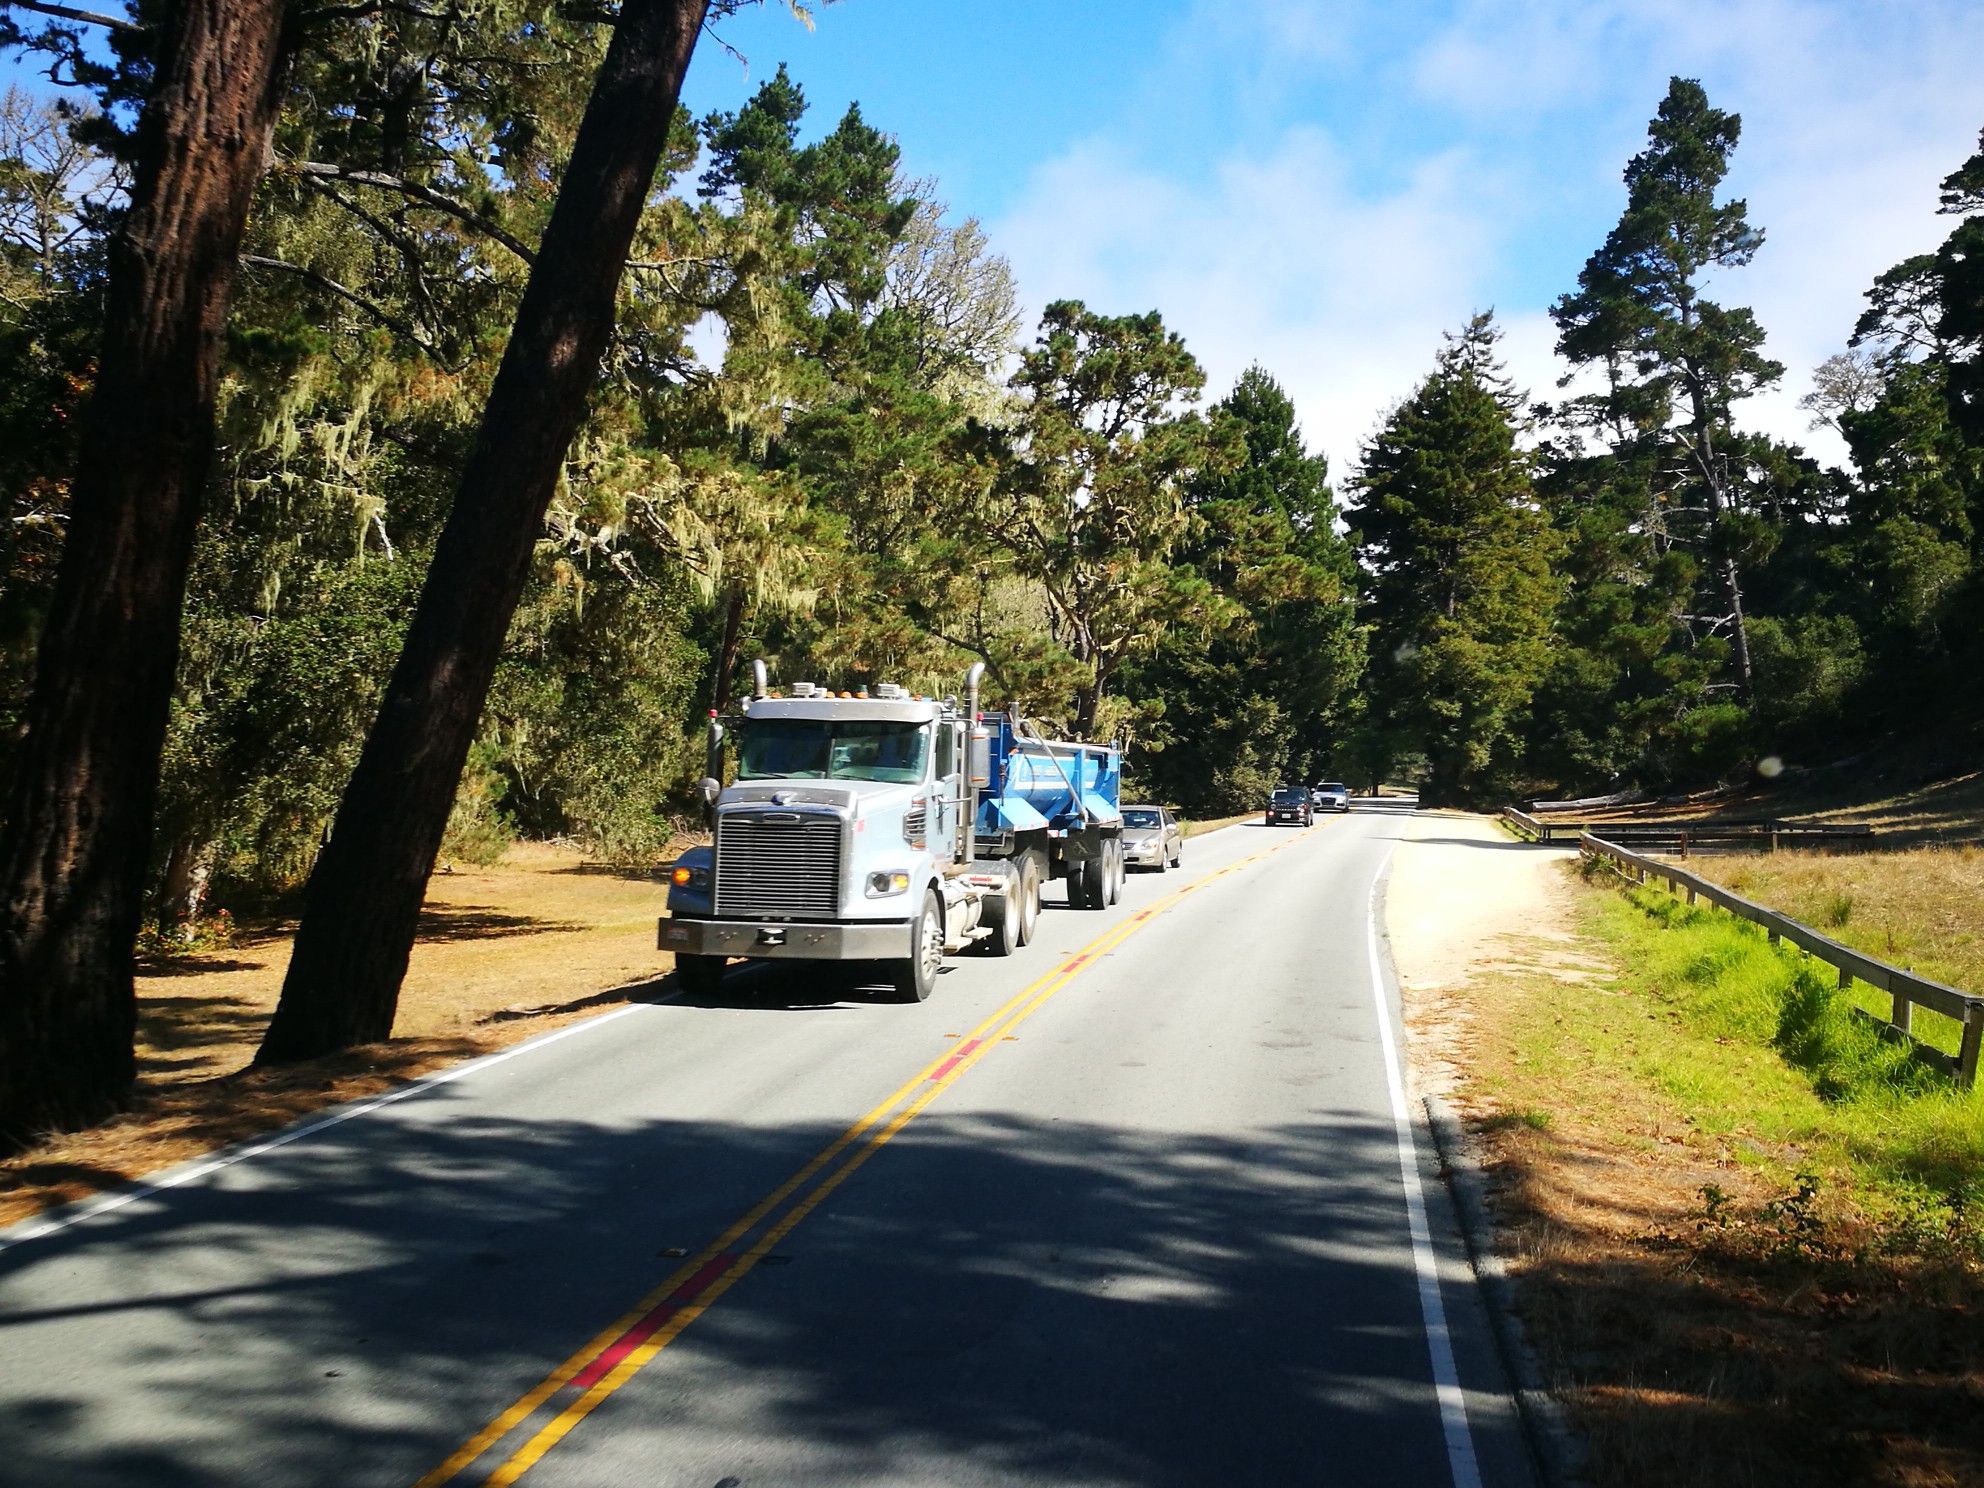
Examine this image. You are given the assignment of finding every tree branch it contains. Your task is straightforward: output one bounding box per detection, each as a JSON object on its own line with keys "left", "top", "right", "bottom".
{"left": 239, "top": 255, "right": 450, "bottom": 365}
{"left": 292, "top": 161, "right": 538, "bottom": 265}
{"left": 295, "top": 0, "right": 448, "bottom": 22}
{"left": 2, "top": 0, "right": 143, "bottom": 34}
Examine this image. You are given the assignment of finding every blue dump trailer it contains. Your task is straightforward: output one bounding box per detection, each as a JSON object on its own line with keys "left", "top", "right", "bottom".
{"left": 660, "top": 662, "right": 1123, "bottom": 1003}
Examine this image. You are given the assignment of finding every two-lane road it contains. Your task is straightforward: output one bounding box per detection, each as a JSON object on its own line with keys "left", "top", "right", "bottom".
{"left": 0, "top": 805, "right": 1538, "bottom": 1487}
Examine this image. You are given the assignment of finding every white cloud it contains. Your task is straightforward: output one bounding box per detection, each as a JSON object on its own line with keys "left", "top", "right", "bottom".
{"left": 992, "top": 0, "right": 1984, "bottom": 479}
{"left": 1405, "top": 0, "right": 1984, "bottom": 463}
{"left": 994, "top": 128, "right": 1504, "bottom": 479}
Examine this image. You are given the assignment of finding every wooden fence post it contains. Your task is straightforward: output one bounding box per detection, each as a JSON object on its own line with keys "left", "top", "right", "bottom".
{"left": 1960, "top": 1006, "right": 1983, "bottom": 1092}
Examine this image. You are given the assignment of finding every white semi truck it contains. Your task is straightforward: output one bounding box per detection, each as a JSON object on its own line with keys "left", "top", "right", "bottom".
{"left": 659, "top": 662, "right": 1125, "bottom": 1001}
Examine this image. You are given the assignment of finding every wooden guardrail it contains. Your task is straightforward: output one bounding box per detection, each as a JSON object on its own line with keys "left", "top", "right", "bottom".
{"left": 1578, "top": 832, "right": 1984, "bottom": 1089}
{"left": 1502, "top": 807, "right": 1871, "bottom": 852}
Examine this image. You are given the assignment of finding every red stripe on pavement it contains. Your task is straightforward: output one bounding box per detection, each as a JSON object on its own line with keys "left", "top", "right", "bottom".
{"left": 567, "top": 1254, "right": 736, "bottom": 1390}
{"left": 927, "top": 1036, "right": 981, "bottom": 1081}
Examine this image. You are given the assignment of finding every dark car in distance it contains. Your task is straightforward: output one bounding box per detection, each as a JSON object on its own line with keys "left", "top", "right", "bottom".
{"left": 1266, "top": 786, "right": 1312, "bottom": 827}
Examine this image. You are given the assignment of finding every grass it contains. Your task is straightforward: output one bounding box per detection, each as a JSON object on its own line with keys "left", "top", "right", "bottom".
{"left": 1686, "top": 845, "right": 1984, "bottom": 1058}
{"left": 1457, "top": 867, "right": 1984, "bottom": 1486}
{"left": 1587, "top": 867, "right": 1984, "bottom": 1208}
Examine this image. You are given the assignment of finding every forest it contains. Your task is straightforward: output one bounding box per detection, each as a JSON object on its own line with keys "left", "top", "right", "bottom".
{"left": 0, "top": 1, "right": 1979, "bottom": 1136}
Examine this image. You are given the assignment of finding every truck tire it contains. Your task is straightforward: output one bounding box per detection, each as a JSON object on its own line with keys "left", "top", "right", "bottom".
{"left": 888, "top": 890, "right": 944, "bottom": 1002}
{"left": 673, "top": 953, "right": 726, "bottom": 997}
{"left": 980, "top": 864, "right": 1020, "bottom": 957}
{"left": 1076, "top": 854, "right": 1106, "bottom": 911}
{"left": 1104, "top": 837, "right": 1123, "bottom": 905}
{"left": 1015, "top": 852, "right": 1043, "bottom": 946}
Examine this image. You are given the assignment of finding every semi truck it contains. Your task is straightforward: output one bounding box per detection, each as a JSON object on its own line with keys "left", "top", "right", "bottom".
{"left": 659, "top": 661, "right": 1124, "bottom": 1002}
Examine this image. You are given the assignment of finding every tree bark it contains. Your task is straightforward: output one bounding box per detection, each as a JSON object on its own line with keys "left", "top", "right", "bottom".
{"left": 1689, "top": 386, "right": 1756, "bottom": 704}
{"left": 0, "top": 0, "right": 292, "bottom": 1149}
{"left": 257, "top": 0, "right": 711, "bottom": 1063}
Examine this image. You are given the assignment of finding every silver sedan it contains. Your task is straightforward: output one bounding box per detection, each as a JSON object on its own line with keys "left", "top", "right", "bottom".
{"left": 1121, "top": 804, "right": 1184, "bottom": 870}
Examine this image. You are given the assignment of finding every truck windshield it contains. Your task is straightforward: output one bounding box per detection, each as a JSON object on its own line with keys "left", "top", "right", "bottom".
{"left": 739, "top": 720, "right": 929, "bottom": 784}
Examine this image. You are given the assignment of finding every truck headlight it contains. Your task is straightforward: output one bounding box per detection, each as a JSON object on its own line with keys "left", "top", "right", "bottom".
{"left": 670, "top": 864, "right": 710, "bottom": 889}
{"left": 866, "top": 870, "right": 911, "bottom": 897}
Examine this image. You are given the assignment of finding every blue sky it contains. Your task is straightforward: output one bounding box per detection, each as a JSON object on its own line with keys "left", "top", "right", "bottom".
{"left": 10, "top": 0, "right": 1983, "bottom": 472}
{"left": 687, "top": 0, "right": 1984, "bottom": 472}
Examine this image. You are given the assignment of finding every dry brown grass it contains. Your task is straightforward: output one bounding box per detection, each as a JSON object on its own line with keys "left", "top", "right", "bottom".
{"left": 1410, "top": 860, "right": 1984, "bottom": 1488}
{"left": 1690, "top": 845, "right": 1984, "bottom": 1003}
{"left": 0, "top": 842, "right": 677, "bottom": 1230}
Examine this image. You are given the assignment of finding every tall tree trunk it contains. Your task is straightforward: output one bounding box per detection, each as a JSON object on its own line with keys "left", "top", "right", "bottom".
{"left": 257, "top": 0, "right": 711, "bottom": 1064}
{"left": 0, "top": 0, "right": 291, "bottom": 1149}
{"left": 1690, "top": 394, "right": 1756, "bottom": 704}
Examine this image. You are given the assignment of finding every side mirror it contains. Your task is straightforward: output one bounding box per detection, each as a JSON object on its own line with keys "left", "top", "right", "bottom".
{"left": 968, "top": 728, "right": 991, "bottom": 787}
{"left": 696, "top": 777, "right": 721, "bottom": 808}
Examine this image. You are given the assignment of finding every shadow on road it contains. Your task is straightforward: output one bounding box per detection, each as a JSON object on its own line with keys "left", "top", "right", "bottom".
{"left": 0, "top": 1093, "right": 1477, "bottom": 1488}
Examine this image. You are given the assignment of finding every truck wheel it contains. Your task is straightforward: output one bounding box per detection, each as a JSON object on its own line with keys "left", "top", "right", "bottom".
{"left": 1104, "top": 838, "right": 1123, "bottom": 905}
{"left": 981, "top": 864, "right": 1020, "bottom": 957}
{"left": 1077, "top": 855, "right": 1106, "bottom": 910}
{"left": 889, "top": 890, "right": 944, "bottom": 1002}
{"left": 1066, "top": 858, "right": 1089, "bottom": 908}
{"left": 1015, "top": 853, "right": 1043, "bottom": 945}
{"left": 673, "top": 953, "right": 726, "bottom": 997}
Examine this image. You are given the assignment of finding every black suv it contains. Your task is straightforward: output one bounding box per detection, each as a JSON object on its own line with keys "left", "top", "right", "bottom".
{"left": 1266, "top": 786, "right": 1313, "bottom": 827}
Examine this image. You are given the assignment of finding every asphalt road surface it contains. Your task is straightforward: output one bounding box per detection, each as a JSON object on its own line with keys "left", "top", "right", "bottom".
{"left": 0, "top": 804, "right": 1540, "bottom": 1488}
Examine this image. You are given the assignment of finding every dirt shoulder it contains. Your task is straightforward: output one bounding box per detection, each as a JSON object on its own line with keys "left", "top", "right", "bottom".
{"left": 1, "top": 843, "right": 677, "bottom": 1230}
{"left": 1387, "top": 813, "right": 1984, "bottom": 1488}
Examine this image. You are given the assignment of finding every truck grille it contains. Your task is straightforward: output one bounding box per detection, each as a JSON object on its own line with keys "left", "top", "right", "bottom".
{"left": 714, "top": 812, "right": 843, "bottom": 918}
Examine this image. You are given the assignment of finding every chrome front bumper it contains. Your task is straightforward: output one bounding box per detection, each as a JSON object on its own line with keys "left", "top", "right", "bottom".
{"left": 658, "top": 916, "right": 911, "bottom": 960}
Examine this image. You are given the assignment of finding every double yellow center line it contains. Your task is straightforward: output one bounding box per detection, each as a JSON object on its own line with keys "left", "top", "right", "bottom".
{"left": 419, "top": 824, "right": 1316, "bottom": 1486}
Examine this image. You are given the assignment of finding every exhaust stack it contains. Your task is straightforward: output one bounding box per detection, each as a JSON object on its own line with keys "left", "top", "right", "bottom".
{"left": 962, "top": 662, "right": 985, "bottom": 866}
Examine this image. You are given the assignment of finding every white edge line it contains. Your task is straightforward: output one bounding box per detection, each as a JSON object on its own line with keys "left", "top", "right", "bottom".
{"left": 1369, "top": 859, "right": 1484, "bottom": 1488}
{"left": 0, "top": 995, "right": 676, "bottom": 1257}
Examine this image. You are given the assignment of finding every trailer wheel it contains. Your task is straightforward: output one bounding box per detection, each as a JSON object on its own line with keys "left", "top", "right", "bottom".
{"left": 1015, "top": 852, "right": 1043, "bottom": 945}
{"left": 980, "top": 864, "right": 1020, "bottom": 957}
{"left": 1104, "top": 838, "right": 1124, "bottom": 906}
{"left": 1066, "top": 857, "right": 1089, "bottom": 908}
{"left": 673, "top": 953, "right": 726, "bottom": 997}
{"left": 1075, "top": 854, "right": 1106, "bottom": 910}
{"left": 888, "top": 890, "right": 944, "bottom": 1002}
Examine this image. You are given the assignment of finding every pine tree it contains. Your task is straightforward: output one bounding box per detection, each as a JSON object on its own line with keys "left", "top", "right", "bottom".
{"left": 1126, "top": 367, "right": 1360, "bottom": 811}
{"left": 1346, "top": 313, "right": 1558, "bottom": 805}
{"left": 258, "top": 0, "right": 719, "bottom": 1063}
{"left": 0, "top": 0, "right": 293, "bottom": 1146}
{"left": 1551, "top": 77, "right": 1783, "bottom": 706}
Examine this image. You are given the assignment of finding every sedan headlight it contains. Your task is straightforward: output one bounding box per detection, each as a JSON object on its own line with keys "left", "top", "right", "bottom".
{"left": 866, "top": 870, "right": 912, "bottom": 898}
